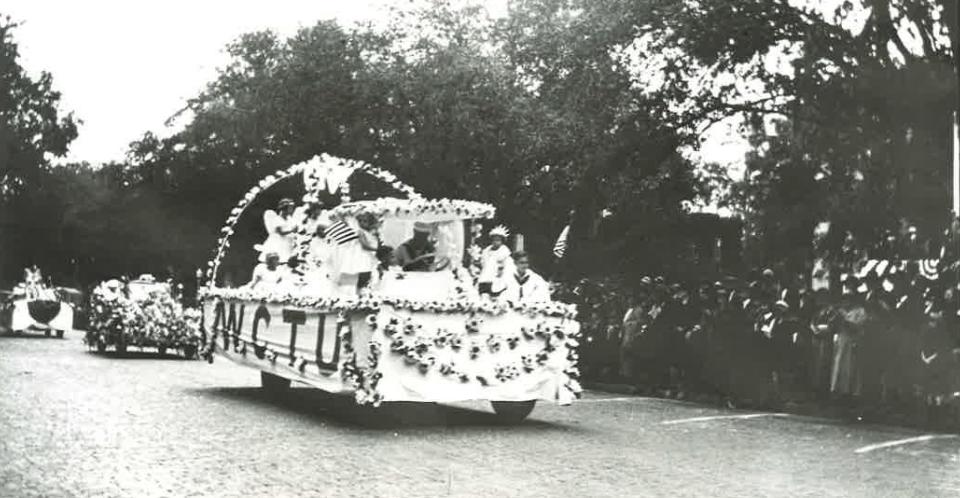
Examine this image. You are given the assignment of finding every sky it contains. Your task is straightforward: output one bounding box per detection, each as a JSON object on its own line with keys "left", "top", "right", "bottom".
{"left": 3, "top": 0, "right": 748, "bottom": 171}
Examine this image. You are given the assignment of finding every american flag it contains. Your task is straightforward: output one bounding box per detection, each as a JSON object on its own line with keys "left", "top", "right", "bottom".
{"left": 324, "top": 221, "right": 358, "bottom": 245}
{"left": 553, "top": 225, "right": 569, "bottom": 259}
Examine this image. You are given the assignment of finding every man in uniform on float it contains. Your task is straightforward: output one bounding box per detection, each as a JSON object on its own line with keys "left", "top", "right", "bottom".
{"left": 504, "top": 251, "right": 550, "bottom": 303}
{"left": 396, "top": 222, "right": 450, "bottom": 272}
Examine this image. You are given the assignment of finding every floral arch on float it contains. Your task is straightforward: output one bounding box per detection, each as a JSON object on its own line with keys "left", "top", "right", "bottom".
{"left": 198, "top": 154, "right": 581, "bottom": 422}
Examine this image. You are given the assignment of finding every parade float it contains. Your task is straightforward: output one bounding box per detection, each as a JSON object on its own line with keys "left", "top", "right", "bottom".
{"left": 1, "top": 267, "right": 74, "bottom": 337}
{"left": 199, "top": 154, "right": 582, "bottom": 422}
{"left": 86, "top": 275, "right": 201, "bottom": 357}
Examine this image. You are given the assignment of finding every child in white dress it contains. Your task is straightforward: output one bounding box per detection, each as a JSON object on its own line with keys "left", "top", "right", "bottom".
{"left": 255, "top": 198, "right": 297, "bottom": 263}
{"left": 478, "top": 225, "right": 513, "bottom": 297}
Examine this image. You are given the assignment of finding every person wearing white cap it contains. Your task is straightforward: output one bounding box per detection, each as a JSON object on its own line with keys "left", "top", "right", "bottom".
{"left": 478, "top": 225, "right": 513, "bottom": 296}
{"left": 396, "top": 222, "right": 449, "bottom": 272}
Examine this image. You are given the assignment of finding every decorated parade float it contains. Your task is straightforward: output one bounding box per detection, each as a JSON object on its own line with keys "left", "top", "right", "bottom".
{"left": 1, "top": 267, "right": 75, "bottom": 337}
{"left": 199, "top": 155, "right": 582, "bottom": 422}
{"left": 86, "top": 275, "right": 201, "bottom": 357}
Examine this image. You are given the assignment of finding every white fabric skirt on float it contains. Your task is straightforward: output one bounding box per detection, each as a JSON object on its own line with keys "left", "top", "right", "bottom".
{"left": 328, "top": 242, "right": 377, "bottom": 276}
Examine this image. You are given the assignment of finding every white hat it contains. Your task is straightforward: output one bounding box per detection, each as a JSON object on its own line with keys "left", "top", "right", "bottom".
{"left": 414, "top": 222, "right": 433, "bottom": 233}
{"left": 489, "top": 225, "right": 509, "bottom": 239}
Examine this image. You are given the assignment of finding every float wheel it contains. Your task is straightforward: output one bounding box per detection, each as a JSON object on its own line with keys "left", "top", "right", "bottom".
{"left": 261, "top": 372, "right": 291, "bottom": 394}
{"left": 158, "top": 347, "right": 167, "bottom": 356}
{"left": 44, "top": 329, "right": 51, "bottom": 337}
{"left": 490, "top": 400, "right": 536, "bottom": 424}
{"left": 55, "top": 330, "right": 64, "bottom": 339}
{"left": 96, "top": 339, "right": 107, "bottom": 353}
{"left": 182, "top": 345, "right": 197, "bottom": 359}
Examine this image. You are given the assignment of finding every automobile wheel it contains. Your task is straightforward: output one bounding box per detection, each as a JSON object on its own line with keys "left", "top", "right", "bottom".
{"left": 261, "top": 371, "right": 291, "bottom": 395}
{"left": 116, "top": 341, "right": 127, "bottom": 355}
{"left": 182, "top": 344, "right": 197, "bottom": 359}
{"left": 44, "top": 329, "right": 51, "bottom": 337}
{"left": 490, "top": 400, "right": 536, "bottom": 424}
{"left": 158, "top": 347, "right": 167, "bottom": 356}
{"left": 55, "top": 330, "right": 64, "bottom": 339}
{"left": 96, "top": 339, "right": 107, "bottom": 353}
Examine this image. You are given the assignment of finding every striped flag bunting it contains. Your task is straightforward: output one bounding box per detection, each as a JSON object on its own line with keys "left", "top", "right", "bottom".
{"left": 856, "top": 258, "right": 941, "bottom": 281}
{"left": 553, "top": 225, "right": 569, "bottom": 259}
{"left": 324, "top": 221, "right": 358, "bottom": 245}
{"left": 918, "top": 259, "right": 940, "bottom": 280}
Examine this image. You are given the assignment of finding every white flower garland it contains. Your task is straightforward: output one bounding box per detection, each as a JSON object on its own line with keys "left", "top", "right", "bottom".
{"left": 205, "top": 154, "right": 421, "bottom": 284}
{"left": 329, "top": 198, "right": 496, "bottom": 222}
{"left": 199, "top": 286, "right": 579, "bottom": 320}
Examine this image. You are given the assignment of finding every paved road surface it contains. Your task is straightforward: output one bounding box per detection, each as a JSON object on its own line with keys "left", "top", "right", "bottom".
{"left": 2, "top": 333, "right": 960, "bottom": 497}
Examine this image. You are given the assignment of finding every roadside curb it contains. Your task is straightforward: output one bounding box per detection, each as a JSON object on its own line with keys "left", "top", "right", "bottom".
{"left": 583, "top": 382, "right": 641, "bottom": 396}
{"left": 584, "top": 381, "right": 960, "bottom": 434}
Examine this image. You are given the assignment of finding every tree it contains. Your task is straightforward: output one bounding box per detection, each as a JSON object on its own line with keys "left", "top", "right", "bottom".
{"left": 491, "top": 0, "right": 704, "bottom": 277}
{"left": 648, "top": 0, "right": 958, "bottom": 266}
{"left": 0, "top": 15, "right": 79, "bottom": 284}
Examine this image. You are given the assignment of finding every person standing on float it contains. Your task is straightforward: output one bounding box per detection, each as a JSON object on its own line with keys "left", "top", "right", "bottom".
{"left": 478, "top": 226, "right": 513, "bottom": 296}
{"left": 504, "top": 251, "right": 550, "bottom": 303}
{"left": 256, "top": 198, "right": 298, "bottom": 263}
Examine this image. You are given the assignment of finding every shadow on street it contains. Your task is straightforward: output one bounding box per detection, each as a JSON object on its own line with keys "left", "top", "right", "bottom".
{"left": 85, "top": 350, "right": 196, "bottom": 361}
{"left": 0, "top": 331, "right": 66, "bottom": 339}
{"left": 189, "top": 385, "right": 572, "bottom": 432}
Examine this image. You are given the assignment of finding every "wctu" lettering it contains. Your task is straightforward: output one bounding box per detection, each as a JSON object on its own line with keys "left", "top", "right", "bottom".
{"left": 208, "top": 301, "right": 340, "bottom": 372}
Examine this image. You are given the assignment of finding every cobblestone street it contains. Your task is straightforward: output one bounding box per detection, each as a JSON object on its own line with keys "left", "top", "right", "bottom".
{"left": 3, "top": 332, "right": 960, "bottom": 497}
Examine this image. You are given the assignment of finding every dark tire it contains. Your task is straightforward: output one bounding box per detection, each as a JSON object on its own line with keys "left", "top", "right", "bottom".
{"left": 158, "top": 347, "right": 167, "bottom": 356}
{"left": 96, "top": 339, "right": 107, "bottom": 353}
{"left": 55, "top": 330, "right": 64, "bottom": 339}
{"left": 116, "top": 341, "right": 127, "bottom": 355}
{"left": 44, "top": 329, "right": 51, "bottom": 337}
{"left": 182, "top": 344, "right": 197, "bottom": 359}
{"left": 490, "top": 400, "right": 536, "bottom": 424}
{"left": 261, "top": 371, "right": 291, "bottom": 395}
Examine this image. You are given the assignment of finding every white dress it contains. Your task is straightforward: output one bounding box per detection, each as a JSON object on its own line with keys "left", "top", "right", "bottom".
{"left": 256, "top": 210, "right": 297, "bottom": 262}
{"left": 248, "top": 264, "right": 290, "bottom": 291}
{"left": 333, "top": 222, "right": 379, "bottom": 275}
{"left": 478, "top": 245, "right": 513, "bottom": 284}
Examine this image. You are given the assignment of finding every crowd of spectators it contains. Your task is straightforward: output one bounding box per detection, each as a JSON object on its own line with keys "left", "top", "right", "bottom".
{"left": 558, "top": 222, "right": 960, "bottom": 428}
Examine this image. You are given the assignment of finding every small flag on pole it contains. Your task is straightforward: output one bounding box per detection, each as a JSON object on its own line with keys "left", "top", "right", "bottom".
{"left": 324, "top": 221, "right": 358, "bottom": 245}
{"left": 553, "top": 225, "right": 570, "bottom": 259}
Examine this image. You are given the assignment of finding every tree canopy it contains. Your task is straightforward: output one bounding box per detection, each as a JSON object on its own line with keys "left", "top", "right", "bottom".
{"left": 1, "top": 0, "right": 956, "bottom": 289}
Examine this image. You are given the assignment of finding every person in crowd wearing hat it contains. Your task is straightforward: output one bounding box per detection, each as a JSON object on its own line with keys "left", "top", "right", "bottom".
{"left": 256, "top": 198, "right": 298, "bottom": 264}
{"left": 246, "top": 252, "right": 290, "bottom": 290}
{"left": 478, "top": 225, "right": 513, "bottom": 296}
{"left": 396, "top": 222, "right": 449, "bottom": 272}
{"left": 503, "top": 251, "right": 550, "bottom": 303}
